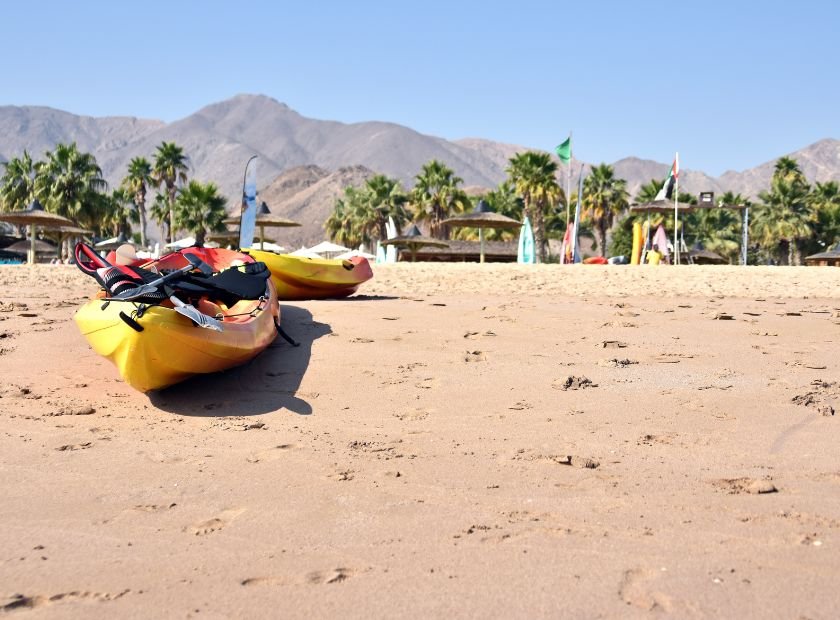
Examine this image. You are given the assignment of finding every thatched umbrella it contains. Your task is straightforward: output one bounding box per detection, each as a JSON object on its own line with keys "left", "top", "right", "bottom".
{"left": 0, "top": 199, "right": 75, "bottom": 263}
{"left": 223, "top": 201, "right": 300, "bottom": 247}
{"left": 206, "top": 227, "right": 276, "bottom": 248}
{"left": 5, "top": 238, "right": 58, "bottom": 256}
{"left": 689, "top": 247, "right": 726, "bottom": 265}
{"left": 45, "top": 225, "right": 92, "bottom": 259}
{"left": 442, "top": 200, "right": 522, "bottom": 263}
{"left": 381, "top": 224, "right": 449, "bottom": 262}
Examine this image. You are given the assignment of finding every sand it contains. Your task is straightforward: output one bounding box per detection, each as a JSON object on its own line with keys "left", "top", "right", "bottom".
{"left": 1, "top": 263, "right": 839, "bottom": 618}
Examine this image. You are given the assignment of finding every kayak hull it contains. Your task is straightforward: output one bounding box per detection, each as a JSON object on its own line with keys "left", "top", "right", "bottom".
{"left": 74, "top": 249, "right": 279, "bottom": 392}
{"left": 247, "top": 250, "right": 373, "bottom": 301}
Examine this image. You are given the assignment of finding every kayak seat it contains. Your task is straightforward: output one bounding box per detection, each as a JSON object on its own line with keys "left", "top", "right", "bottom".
{"left": 181, "top": 262, "right": 270, "bottom": 306}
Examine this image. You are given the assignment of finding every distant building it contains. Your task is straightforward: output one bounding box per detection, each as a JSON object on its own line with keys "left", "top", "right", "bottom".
{"left": 804, "top": 243, "right": 840, "bottom": 266}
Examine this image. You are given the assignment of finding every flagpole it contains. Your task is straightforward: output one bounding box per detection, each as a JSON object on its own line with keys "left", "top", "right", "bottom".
{"left": 673, "top": 152, "right": 680, "bottom": 265}
{"left": 565, "top": 131, "right": 572, "bottom": 263}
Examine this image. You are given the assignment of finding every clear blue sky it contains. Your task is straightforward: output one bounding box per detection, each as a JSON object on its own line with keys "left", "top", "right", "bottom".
{"left": 2, "top": 0, "right": 837, "bottom": 175}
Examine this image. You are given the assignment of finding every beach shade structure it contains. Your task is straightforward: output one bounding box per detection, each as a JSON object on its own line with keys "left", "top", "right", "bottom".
{"left": 207, "top": 228, "right": 276, "bottom": 248}
{"left": 223, "top": 201, "right": 300, "bottom": 247}
{"left": 689, "top": 246, "right": 726, "bottom": 265}
{"left": 629, "top": 199, "right": 694, "bottom": 215}
{"left": 442, "top": 199, "right": 522, "bottom": 263}
{"left": 630, "top": 200, "right": 694, "bottom": 263}
{"left": 381, "top": 224, "right": 449, "bottom": 262}
{"left": 805, "top": 242, "right": 840, "bottom": 266}
{"left": 336, "top": 248, "right": 377, "bottom": 260}
{"left": 0, "top": 199, "right": 75, "bottom": 263}
{"left": 288, "top": 247, "right": 324, "bottom": 259}
{"left": 251, "top": 241, "right": 285, "bottom": 252}
{"left": 45, "top": 225, "right": 92, "bottom": 260}
{"left": 5, "top": 238, "right": 59, "bottom": 256}
{"left": 306, "top": 241, "right": 351, "bottom": 258}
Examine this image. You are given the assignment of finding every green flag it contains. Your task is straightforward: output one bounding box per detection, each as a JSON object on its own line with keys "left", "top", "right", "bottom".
{"left": 555, "top": 137, "right": 572, "bottom": 163}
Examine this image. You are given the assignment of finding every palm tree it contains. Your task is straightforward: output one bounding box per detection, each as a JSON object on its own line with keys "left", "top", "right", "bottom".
{"left": 325, "top": 188, "right": 367, "bottom": 248}
{"left": 150, "top": 191, "right": 170, "bottom": 242}
{"left": 121, "top": 157, "right": 153, "bottom": 247}
{"left": 326, "top": 193, "right": 361, "bottom": 249}
{"left": 175, "top": 180, "right": 227, "bottom": 246}
{"left": 684, "top": 205, "right": 741, "bottom": 263}
{"left": 635, "top": 179, "right": 662, "bottom": 204}
{"left": 755, "top": 175, "right": 813, "bottom": 265}
{"left": 0, "top": 151, "right": 37, "bottom": 212}
{"left": 808, "top": 181, "right": 840, "bottom": 254}
{"left": 151, "top": 142, "right": 189, "bottom": 243}
{"left": 33, "top": 143, "right": 107, "bottom": 229}
{"left": 506, "top": 151, "right": 562, "bottom": 262}
{"left": 363, "top": 175, "right": 409, "bottom": 241}
{"left": 101, "top": 188, "right": 136, "bottom": 239}
{"left": 410, "top": 160, "right": 470, "bottom": 239}
{"left": 773, "top": 156, "right": 806, "bottom": 185}
{"left": 581, "top": 163, "right": 629, "bottom": 257}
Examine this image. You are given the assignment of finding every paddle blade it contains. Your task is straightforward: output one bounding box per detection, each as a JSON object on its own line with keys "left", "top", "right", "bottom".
{"left": 174, "top": 304, "right": 224, "bottom": 331}
{"left": 184, "top": 251, "right": 214, "bottom": 276}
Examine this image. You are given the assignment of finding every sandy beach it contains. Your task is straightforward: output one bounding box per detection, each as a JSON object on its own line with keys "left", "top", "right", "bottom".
{"left": 1, "top": 262, "right": 840, "bottom": 618}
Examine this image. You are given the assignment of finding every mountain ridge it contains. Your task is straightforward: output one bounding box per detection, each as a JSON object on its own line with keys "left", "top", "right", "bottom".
{"left": 2, "top": 94, "right": 839, "bottom": 243}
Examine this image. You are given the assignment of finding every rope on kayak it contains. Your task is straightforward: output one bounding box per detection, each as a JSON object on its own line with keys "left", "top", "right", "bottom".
{"left": 275, "top": 320, "right": 300, "bottom": 347}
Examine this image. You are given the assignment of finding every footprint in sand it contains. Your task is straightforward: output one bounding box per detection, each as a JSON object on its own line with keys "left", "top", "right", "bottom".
{"left": 55, "top": 442, "right": 92, "bottom": 451}
{"left": 619, "top": 568, "right": 674, "bottom": 612}
{"left": 463, "top": 350, "right": 486, "bottom": 362}
{"left": 2, "top": 590, "right": 130, "bottom": 612}
{"left": 242, "top": 568, "right": 359, "bottom": 587}
{"left": 185, "top": 508, "right": 245, "bottom": 536}
{"left": 246, "top": 444, "right": 295, "bottom": 463}
{"left": 394, "top": 408, "right": 431, "bottom": 421}
{"left": 306, "top": 568, "right": 355, "bottom": 584}
{"left": 240, "top": 576, "right": 291, "bottom": 587}
{"left": 710, "top": 478, "right": 778, "bottom": 495}
{"left": 415, "top": 377, "right": 439, "bottom": 390}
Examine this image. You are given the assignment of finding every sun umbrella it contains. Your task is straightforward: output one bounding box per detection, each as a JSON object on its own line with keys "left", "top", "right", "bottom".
{"left": 222, "top": 201, "right": 300, "bottom": 246}
{"left": 381, "top": 224, "right": 449, "bottom": 262}
{"left": 0, "top": 199, "right": 75, "bottom": 263}
{"left": 443, "top": 199, "right": 522, "bottom": 263}
{"left": 5, "top": 238, "right": 58, "bottom": 255}
{"left": 306, "top": 240, "right": 351, "bottom": 257}
{"left": 335, "top": 249, "right": 376, "bottom": 260}
{"left": 288, "top": 247, "right": 323, "bottom": 259}
{"left": 206, "top": 228, "right": 276, "bottom": 247}
{"left": 44, "top": 225, "right": 92, "bottom": 261}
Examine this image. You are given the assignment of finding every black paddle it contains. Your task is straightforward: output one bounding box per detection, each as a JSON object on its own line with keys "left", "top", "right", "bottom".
{"left": 106, "top": 254, "right": 210, "bottom": 301}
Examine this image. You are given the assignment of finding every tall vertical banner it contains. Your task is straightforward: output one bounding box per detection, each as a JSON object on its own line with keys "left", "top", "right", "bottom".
{"left": 555, "top": 134, "right": 572, "bottom": 263}
{"left": 673, "top": 152, "right": 680, "bottom": 264}
{"left": 239, "top": 156, "right": 258, "bottom": 250}
{"left": 572, "top": 164, "right": 585, "bottom": 263}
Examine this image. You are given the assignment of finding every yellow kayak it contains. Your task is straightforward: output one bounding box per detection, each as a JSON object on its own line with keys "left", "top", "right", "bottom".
{"left": 74, "top": 246, "right": 279, "bottom": 392}
{"left": 247, "top": 250, "right": 373, "bottom": 301}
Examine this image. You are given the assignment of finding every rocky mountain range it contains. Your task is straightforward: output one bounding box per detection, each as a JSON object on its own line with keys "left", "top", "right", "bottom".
{"left": 1, "top": 94, "right": 839, "bottom": 244}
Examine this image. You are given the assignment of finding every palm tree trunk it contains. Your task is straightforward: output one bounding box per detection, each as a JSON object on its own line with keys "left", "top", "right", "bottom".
{"left": 138, "top": 205, "right": 148, "bottom": 248}
{"left": 792, "top": 240, "right": 802, "bottom": 266}
{"left": 787, "top": 240, "right": 794, "bottom": 266}
{"left": 167, "top": 182, "right": 177, "bottom": 243}
{"left": 533, "top": 207, "right": 546, "bottom": 263}
{"left": 598, "top": 223, "right": 608, "bottom": 258}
